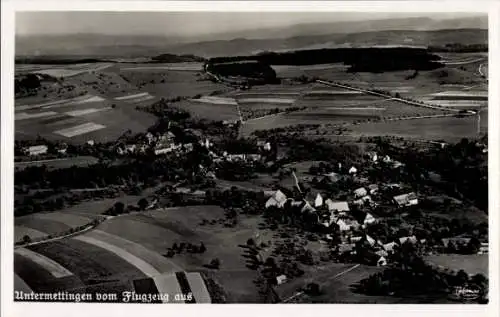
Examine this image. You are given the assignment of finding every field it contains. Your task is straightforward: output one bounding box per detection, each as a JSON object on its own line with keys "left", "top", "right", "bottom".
{"left": 15, "top": 156, "right": 99, "bottom": 171}
{"left": 425, "top": 254, "right": 488, "bottom": 276}
{"left": 14, "top": 63, "right": 227, "bottom": 144}
{"left": 173, "top": 99, "right": 240, "bottom": 121}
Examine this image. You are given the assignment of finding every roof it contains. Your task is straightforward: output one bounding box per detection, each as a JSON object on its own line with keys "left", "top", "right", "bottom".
{"left": 393, "top": 192, "right": 417, "bottom": 205}
{"left": 325, "top": 199, "right": 349, "bottom": 212}
{"left": 399, "top": 236, "right": 418, "bottom": 245}
{"left": 368, "top": 184, "right": 379, "bottom": 191}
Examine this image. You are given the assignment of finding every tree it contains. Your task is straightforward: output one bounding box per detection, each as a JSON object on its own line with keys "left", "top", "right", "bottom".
{"left": 22, "top": 235, "right": 31, "bottom": 244}
{"left": 114, "top": 202, "right": 125, "bottom": 215}
{"left": 138, "top": 198, "right": 149, "bottom": 211}
{"left": 210, "top": 258, "right": 221, "bottom": 269}
{"left": 199, "top": 242, "right": 206, "bottom": 253}
{"left": 247, "top": 238, "right": 256, "bottom": 246}
{"left": 456, "top": 270, "right": 469, "bottom": 286}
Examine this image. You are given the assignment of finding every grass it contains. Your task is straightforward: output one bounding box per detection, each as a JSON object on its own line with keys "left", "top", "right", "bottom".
{"left": 15, "top": 217, "right": 72, "bottom": 237}
{"left": 14, "top": 156, "right": 99, "bottom": 171}
{"left": 425, "top": 254, "right": 488, "bottom": 276}
{"left": 173, "top": 100, "right": 239, "bottom": 121}
{"left": 28, "top": 238, "right": 147, "bottom": 284}
{"left": 14, "top": 253, "right": 84, "bottom": 293}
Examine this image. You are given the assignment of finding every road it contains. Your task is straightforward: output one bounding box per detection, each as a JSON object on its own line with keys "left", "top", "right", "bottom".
{"left": 441, "top": 57, "right": 487, "bottom": 65}
{"left": 282, "top": 263, "right": 361, "bottom": 303}
{"left": 316, "top": 80, "right": 460, "bottom": 113}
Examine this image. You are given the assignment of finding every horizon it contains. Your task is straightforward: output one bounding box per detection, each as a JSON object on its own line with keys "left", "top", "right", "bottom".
{"left": 16, "top": 12, "right": 486, "bottom": 38}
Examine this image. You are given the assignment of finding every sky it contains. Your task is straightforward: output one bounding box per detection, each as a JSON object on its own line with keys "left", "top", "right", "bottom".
{"left": 16, "top": 11, "right": 482, "bottom": 37}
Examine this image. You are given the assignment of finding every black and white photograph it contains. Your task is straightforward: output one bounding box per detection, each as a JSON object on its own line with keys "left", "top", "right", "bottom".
{"left": 1, "top": 1, "right": 499, "bottom": 316}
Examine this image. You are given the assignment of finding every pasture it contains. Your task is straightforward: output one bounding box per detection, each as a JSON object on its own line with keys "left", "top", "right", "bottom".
{"left": 425, "top": 254, "right": 488, "bottom": 276}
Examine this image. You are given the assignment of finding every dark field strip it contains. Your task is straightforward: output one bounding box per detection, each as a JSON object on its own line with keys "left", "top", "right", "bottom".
{"left": 15, "top": 218, "right": 72, "bottom": 236}
{"left": 130, "top": 214, "right": 200, "bottom": 240}
{"left": 14, "top": 253, "right": 84, "bottom": 292}
{"left": 133, "top": 278, "right": 162, "bottom": 303}
{"left": 176, "top": 272, "right": 196, "bottom": 303}
{"left": 38, "top": 114, "right": 74, "bottom": 125}
{"left": 28, "top": 239, "right": 147, "bottom": 285}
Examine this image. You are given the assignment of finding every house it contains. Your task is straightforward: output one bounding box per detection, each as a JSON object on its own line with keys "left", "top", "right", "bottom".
{"left": 87, "top": 140, "right": 95, "bottom": 146}
{"left": 323, "top": 172, "right": 341, "bottom": 183}
{"left": 363, "top": 212, "right": 377, "bottom": 226}
{"left": 377, "top": 256, "right": 388, "bottom": 266}
{"left": 338, "top": 243, "right": 356, "bottom": 254}
{"left": 325, "top": 200, "right": 349, "bottom": 213}
{"left": 368, "top": 184, "right": 379, "bottom": 195}
{"left": 348, "top": 166, "right": 358, "bottom": 174}
{"left": 257, "top": 140, "right": 272, "bottom": 151}
{"left": 353, "top": 187, "right": 367, "bottom": 198}
{"left": 314, "top": 193, "right": 323, "bottom": 207}
{"left": 392, "top": 161, "right": 404, "bottom": 169}
{"left": 146, "top": 132, "right": 155, "bottom": 144}
{"left": 301, "top": 200, "right": 316, "bottom": 213}
{"left": 399, "top": 235, "right": 418, "bottom": 245}
{"left": 56, "top": 143, "right": 68, "bottom": 154}
{"left": 382, "top": 155, "right": 391, "bottom": 163}
{"left": 393, "top": 192, "right": 418, "bottom": 207}
{"left": 351, "top": 236, "right": 363, "bottom": 243}
{"left": 276, "top": 275, "right": 288, "bottom": 285}
{"left": 265, "top": 190, "right": 287, "bottom": 209}
{"left": 479, "top": 242, "right": 488, "bottom": 254}
{"left": 366, "top": 234, "right": 376, "bottom": 246}
{"left": 386, "top": 183, "right": 402, "bottom": 189}
{"left": 383, "top": 242, "right": 397, "bottom": 253}
{"left": 336, "top": 219, "right": 353, "bottom": 232}
{"left": 26, "top": 145, "right": 48, "bottom": 156}
{"left": 365, "top": 151, "right": 378, "bottom": 162}
{"left": 353, "top": 195, "right": 373, "bottom": 207}
{"left": 375, "top": 250, "right": 389, "bottom": 257}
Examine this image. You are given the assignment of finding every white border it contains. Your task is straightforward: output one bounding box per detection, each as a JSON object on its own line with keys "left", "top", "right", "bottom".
{"left": 1, "top": 1, "right": 499, "bottom": 317}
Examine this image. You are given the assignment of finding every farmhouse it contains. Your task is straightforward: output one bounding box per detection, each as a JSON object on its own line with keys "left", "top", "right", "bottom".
{"left": 363, "top": 212, "right": 377, "bottom": 226}
{"left": 276, "top": 275, "right": 288, "bottom": 285}
{"left": 323, "top": 172, "right": 341, "bottom": 183}
{"left": 353, "top": 187, "right": 368, "bottom": 198}
{"left": 365, "top": 151, "right": 378, "bottom": 162}
{"left": 399, "top": 235, "right": 418, "bottom": 245}
{"left": 368, "top": 184, "right": 379, "bottom": 195}
{"left": 393, "top": 192, "right": 418, "bottom": 207}
{"left": 353, "top": 195, "right": 373, "bottom": 207}
{"left": 325, "top": 199, "right": 349, "bottom": 213}
{"left": 348, "top": 166, "right": 358, "bottom": 174}
{"left": 314, "top": 193, "right": 324, "bottom": 207}
{"left": 265, "top": 190, "right": 287, "bottom": 208}
{"left": 25, "top": 145, "right": 48, "bottom": 156}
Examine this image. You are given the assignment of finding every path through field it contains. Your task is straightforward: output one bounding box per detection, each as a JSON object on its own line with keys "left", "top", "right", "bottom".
{"left": 282, "top": 263, "right": 361, "bottom": 303}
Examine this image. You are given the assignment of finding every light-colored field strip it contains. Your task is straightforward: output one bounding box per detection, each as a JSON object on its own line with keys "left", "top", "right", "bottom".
{"left": 192, "top": 96, "right": 238, "bottom": 105}
{"left": 235, "top": 92, "right": 301, "bottom": 97}
{"left": 306, "top": 90, "right": 364, "bottom": 95}
{"left": 65, "top": 107, "right": 111, "bottom": 117}
{"left": 16, "top": 95, "right": 96, "bottom": 111}
{"left": 71, "top": 95, "right": 105, "bottom": 105}
{"left": 238, "top": 98, "right": 296, "bottom": 104}
{"left": 87, "top": 230, "right": 182, "bottom": 272}
{"left": 114, "top": 92, "right": 150, "bottom": 100}
{"left": 326, "top": 107, "right": 386, "bottom": 111}
{"left": 14, "top": 274, "right": 34, "bottom": 293}
{"left": 73, "top": 235, "right": 161, "bottom": 277}
{"left": 15, "top": 248, "right": 73, "bottom": 278}
{"left": 185, "top": 272, "right": 211, "bottom": 303}
{"left": 430, "top": 91, "right": 488, "bottom": 98}
{"left": 121, "top": 66, "right": 201, "bottom": 71}
{"left": 153, "top": 274, "right": 184, "bottom": 304}
{"left": 124, "top": 95, "right": 155, "bottom": 103}
{"left": 32, "top": 213, "right": 93, "bottom": 228}
{"left": 54, "top": 122, "right": 106, "bottom": 138}
{"left": 15, "top": 226, "right": 48, "bottom": 242}
{"left": 16, "top": 111, "right": 58, "bottom": 120}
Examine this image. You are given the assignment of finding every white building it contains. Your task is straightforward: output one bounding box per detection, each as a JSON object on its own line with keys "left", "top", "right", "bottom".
{"left": 325, "top": 200, "right": 349, "bottom": 213}
{"left": 265, "top": 190, "right": 287, "bottom": 209}
{"left": 26, "top": 145, "right": 48, "bottom": 156}
{"left": 314, "top": 193, "right": 323, "bottom": 208}
{"left": 353, "top": 187, "right": 368, "bottom": 198}
{"left": 393, "top": 192, "right": 418, "bottom": 207}
{"left": 348, "top": 166, "right": 358, "bottom": 174}
{"left": 363, "top": 212, "right": 377, "bottom": 226}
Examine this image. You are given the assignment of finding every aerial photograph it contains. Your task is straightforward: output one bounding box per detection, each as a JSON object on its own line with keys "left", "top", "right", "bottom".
{"left": 12, "top": 11, "right": 488, "bottom": 304}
